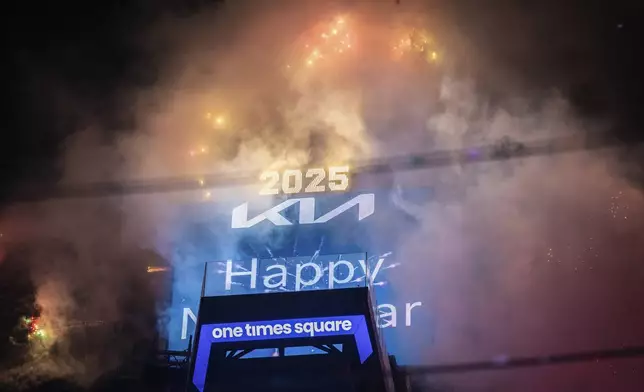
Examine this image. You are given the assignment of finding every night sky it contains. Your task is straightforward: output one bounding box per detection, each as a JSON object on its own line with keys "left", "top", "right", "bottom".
{"left": 2, "top": 0, "right": 644, "bottom": 391}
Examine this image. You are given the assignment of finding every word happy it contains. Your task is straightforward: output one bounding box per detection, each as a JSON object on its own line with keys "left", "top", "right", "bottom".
{"left": 223, "top": 257, "right": 387, "bottom": 291}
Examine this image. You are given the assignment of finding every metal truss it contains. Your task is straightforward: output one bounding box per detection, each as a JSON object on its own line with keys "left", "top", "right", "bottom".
{"left": 10, "top": 132, "right": 639, "bottom": 203}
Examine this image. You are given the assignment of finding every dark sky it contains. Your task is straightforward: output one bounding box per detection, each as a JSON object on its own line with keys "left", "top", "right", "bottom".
{"left": 1, "top": 0, "right": 644, "bottom": 390}
{"left": 4, "top": 1, "right": 156, "bottom": 198}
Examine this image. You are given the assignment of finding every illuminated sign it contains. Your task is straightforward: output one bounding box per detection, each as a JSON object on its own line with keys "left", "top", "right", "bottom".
{"left": 181, "top": 255, "right": 424, "bottom": 342}
{"left": 259, "top": 166, "right": 350, "bottom": 195}
{"left": 217, "top": 254, "right": 382, "bottom": 293}
{"left": 231, "top": 193, "right": 374, "bottom": 228}
{"left": 168, "top": 188, "right": 436, "bottom": 364}
{"left": 192, "top": 315, "right": 372, "bottom": 392}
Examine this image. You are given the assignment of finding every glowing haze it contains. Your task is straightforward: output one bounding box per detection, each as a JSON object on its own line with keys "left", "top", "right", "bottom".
{"left": 1, "top": 1, "right": 643, "bottom": 391}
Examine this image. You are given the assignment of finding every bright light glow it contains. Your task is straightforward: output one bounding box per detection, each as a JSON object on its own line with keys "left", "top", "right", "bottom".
{"left": 148, "top": 266, "right": 170, "bottom": 273}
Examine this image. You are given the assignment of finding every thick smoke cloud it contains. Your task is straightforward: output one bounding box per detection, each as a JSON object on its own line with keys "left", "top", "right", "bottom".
{"left": 1, "top": 0, "right": 643, "bottom": 391}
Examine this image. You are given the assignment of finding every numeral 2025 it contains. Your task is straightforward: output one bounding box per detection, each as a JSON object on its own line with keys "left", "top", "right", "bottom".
{"left": 259, "top": 166, "right": 350, "bottom": 195}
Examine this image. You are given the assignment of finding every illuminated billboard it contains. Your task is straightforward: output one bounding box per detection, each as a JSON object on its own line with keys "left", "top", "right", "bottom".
{"left": 193, "top": 315, "right": 372, "bottom": 391}
{"left": 165, "top": 167, "right": 434, "bottom": 365}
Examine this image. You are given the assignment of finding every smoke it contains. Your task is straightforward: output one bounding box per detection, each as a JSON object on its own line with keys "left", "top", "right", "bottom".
{"left": 386, "top": 61, "right": 644, "bottom": 391}
{"left": 1, "top": 0, "right": 643, "bottom": 390}
{"left": 396, "top": 155, "right": 644, "bottom": 391}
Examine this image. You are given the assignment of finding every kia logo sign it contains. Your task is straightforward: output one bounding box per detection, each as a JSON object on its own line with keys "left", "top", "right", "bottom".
{"left": 231, "top": 193, "right": 375, "bottom": 229}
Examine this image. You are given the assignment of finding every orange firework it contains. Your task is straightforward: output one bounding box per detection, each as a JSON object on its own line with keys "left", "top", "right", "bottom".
{"left": 392, "top": 28, "right": 441, "bottom": 64}
{"left": 286, "top": 15, "right": 355, "bottom": 72}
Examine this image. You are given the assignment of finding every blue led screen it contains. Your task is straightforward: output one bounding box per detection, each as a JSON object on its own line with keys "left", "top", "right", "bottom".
{"left": 192, "top": 315, "right": 372, "bottom": 392}
{"left": 166, "top": 186, "right": 434, "bottom": 365}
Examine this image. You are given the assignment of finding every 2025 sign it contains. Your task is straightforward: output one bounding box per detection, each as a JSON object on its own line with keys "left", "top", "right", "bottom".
{"left": 259, "top": 166, "right": 350, "bottom": 195}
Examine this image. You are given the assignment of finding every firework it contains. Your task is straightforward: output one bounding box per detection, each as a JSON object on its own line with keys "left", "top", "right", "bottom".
{"left": 284, "top": 15, "right": 356, "bottom": 77}
{"left": 392, "top": 28, "right": 441, "bottom": 64}
{"left": 23, "top": 316, "right": 47, "bottom": 341}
